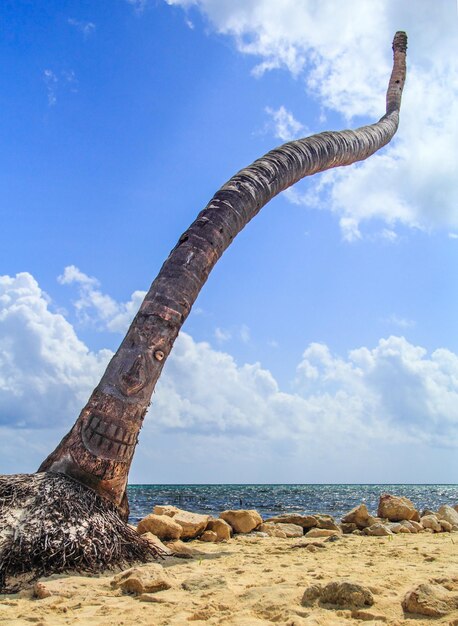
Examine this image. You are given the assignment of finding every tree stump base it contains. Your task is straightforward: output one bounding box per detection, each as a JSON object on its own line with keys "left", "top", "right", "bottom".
{"left": 0, "top": 472, "right": 164, "bottom": 593}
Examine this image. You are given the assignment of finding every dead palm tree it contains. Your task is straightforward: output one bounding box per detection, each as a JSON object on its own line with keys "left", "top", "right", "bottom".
{"left": 0, "top": 32, "right": 407, "bottom": 590}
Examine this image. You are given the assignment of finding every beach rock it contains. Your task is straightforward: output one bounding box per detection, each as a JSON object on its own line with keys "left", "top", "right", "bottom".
{"left": 206, "top": 518, "right": 232, "bottom": 541}
{"left": 440, "top": 520, "right": 452, "bottom": 532}
{"left": 111, "top": 565, "right": 172, "bottom": 595}
{"left": 340, "top": 522, "right": 358, "bottom": 534}
{"left": 367, "top": 515, "right": 383, "bottom": 526}
{"left": 264, "top": 514, "right": 318, "bottom": 529}
{"left": 33, "top": 582, "right": 52, "bottom": 599}
{"left": 305, "top": 528, "right": 340, "bottom": 538}
{"left": 387, "top": 523, "right": 403, "bottom": 533}
{"left": 341, "top": 504, "right": 373, "bottom": 529}
{"left": 265, "top": 522, "right": 303, "bottom": 538}
{"left": 138, "top": 594, "right": 169, "bottom": 603}
{"left": 137, "top": 514, "right": 182, "bottom": 540}
{"left": 454, "top": 505, "right": 458, "bottom": 513}
{"left": 314, "top": 514, "right": 340, "bottom": 531}
{"left": 421, "top": 508, "right": 436, "bottom": 517}
{"left": 421, "top": 514, "right": 442, "bottom": 532}
{"left": 199, "top": 530, "right": 218, "bottom": 542}
{"left": 141, "top": 532, "right": 173, "bottom": 555}
{"left": 220, "top": 509, "right": 262, "bottom": 534}
{"left": 402, "top": 583, "right": 458, "bottom": 617}
{"left": 364, "top": 523, "right": 393, "bottom": 536}
{"left": 301, "top": 583, "right": 323, "bottom": 606}
{"left": 258, "top": 523, "right": 288, "bottom": 538}
{"left": 404, "top": 520, "right": 423, "bottom": 533}
{"left": 377, "top": 494, "right": 419, "bottom": 521}
{"left": 438, "top": 505, "right": 458, "bottom": 526}
{"left": 153, "top": 504, "right": 181, "bottom": 517}
{"left": 173, "top": 510, "right": 210, "bottom": 539}
{"left": 166, "top": 540, "right": 202, "bottom": 558}
{"left": 320, "top": 581, "right": 374, "bottom": 608}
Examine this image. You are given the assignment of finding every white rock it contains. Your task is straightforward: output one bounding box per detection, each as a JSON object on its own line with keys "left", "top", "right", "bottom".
{"left": 173, "top": 510, "right": 210, "bottom": 539}
{"left": 377, "top": 494, "right": 419, "bottom": 522}
{"left": 220, "top": 510, "right": 263, "bottom": 534}
{"left": 206, "top": 518, "right": 232, "bottom": 541}
{"left": 137, "top": 514, "right": 182, "bottom": 540}
{"left": 364, "top": 523, "right": 393, "bottom": 536}
{"left": 306, "top": 528, "right": 340, "bottom": 538}
{"left": 421, "top": 515, "right": 442, "bottom": 532}
{"left": 438, "top": 505, "right": 458, "bottom": 527}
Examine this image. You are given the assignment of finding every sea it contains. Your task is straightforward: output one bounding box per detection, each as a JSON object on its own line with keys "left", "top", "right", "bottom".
{"left": 126, "top": 484, "right": 458, "bottom": 524}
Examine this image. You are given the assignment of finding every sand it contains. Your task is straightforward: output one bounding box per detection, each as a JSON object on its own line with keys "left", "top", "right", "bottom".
{"left": 1, "top": 532, "right": 457, "bottom": 625}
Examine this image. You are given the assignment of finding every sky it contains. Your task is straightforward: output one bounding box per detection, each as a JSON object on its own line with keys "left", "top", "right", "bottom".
{"left": 1, "top": 0, "right": 458, "bottom": 484}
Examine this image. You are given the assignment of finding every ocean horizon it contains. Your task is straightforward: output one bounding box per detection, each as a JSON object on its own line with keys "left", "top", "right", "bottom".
{"left": 126, "top": 483, "right": 458, "bottom": 524}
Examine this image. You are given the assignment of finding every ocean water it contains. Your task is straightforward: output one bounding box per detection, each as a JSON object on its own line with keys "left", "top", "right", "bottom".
{"left": 126, "top": 484, "right": 458, "bottom": 524}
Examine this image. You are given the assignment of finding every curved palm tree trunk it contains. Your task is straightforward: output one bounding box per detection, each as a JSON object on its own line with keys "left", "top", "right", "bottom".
{"left": 39, "top": 32, "right": 407, "bottom": 518}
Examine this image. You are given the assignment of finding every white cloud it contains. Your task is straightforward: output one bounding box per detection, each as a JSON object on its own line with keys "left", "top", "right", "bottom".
{"left": 43, "top": 69, "right": 79, "bottom": 106}
{"left": 383, "top": 314, "right": 415, "bottom": 329}
{"left": 0, "top": 272, "right": 111, "bottom": 429}
{"left": 67, "top": 18, "right": 96, "bottom": 37}
{"left": 214, "top": 327, "right": 231, "bottom": 343}
{"left": 165, "top": 0, "right": 458, "bottom": 240}
{"left": 126, "top": 0, "right": 149, "bottom": 12}
{"left": 295, "top": 336, "right": 458, "bottom": 447}
{"left": 151, "top": 333, "right": 458, "bottom": 452}
{"left": 240, "top": 324, "right": 250, "bottom": 343}
{"left": 58, "top": 265, "right": 146, "bottom": 333}
{"left": 265, "top": 105, "right": 305, "bottom": 141}
{"left": 43, "top": 69, "right": 58, "bottom": 106}
{"left": 214, "top": 324, "right": 251, "bottom": 344}
{"left": 1, "top": 270, "right": 458, "bottom": 480}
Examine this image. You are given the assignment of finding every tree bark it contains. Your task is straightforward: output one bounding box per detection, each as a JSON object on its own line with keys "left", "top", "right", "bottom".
{"left": 39, "top": 32, "right": 407, "bottom": 518}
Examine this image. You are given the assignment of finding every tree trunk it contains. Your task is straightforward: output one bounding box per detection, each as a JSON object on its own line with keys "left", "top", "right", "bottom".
{"left": 39, "top": 32, "right": 407, "bottom": 518}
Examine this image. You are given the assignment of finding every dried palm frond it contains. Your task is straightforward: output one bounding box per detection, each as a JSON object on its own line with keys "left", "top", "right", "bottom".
{"left": 0, "top": 472, "right": 164, "bottom": 593}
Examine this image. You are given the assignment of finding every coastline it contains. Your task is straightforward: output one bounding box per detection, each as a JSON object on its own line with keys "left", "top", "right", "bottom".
{"left": 127, "top": 483, "right": 458, "bottom": 524}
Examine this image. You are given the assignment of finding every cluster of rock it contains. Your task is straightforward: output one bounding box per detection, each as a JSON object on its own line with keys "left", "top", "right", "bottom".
{"left": 133, "top": 494, "right": 458, "bottom": 547}
{"left": 299, "top": 578, "right": 458, "bottom": 619}
{"left": 341, "top": 494, "right": 458, "bottom": 536}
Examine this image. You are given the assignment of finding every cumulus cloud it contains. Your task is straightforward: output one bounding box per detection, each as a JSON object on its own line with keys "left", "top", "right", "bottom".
{"left": 58, "top": 265, "right": 146, "bottom": 333}
{"left": 165, "top": 0, "right": 458, "bottom": 240}
{"left": 150, "top": 333, "right": 458, "bottom": 453}
{"left": 0, "top": 272, "right": 111, "bottom": 429}
{"left": 296, "top": 337, "right": 458, "bottom": 447}
{"left": 1, "top": 270, "right": 458, "bottom": 479}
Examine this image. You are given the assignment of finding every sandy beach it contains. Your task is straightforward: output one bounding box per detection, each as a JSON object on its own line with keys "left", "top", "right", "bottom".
{"left": 1, "top": 530, "right": 457, "bottom": 626}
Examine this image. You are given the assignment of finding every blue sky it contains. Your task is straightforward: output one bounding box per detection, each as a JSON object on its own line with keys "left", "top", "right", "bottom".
{"left": 1, "top": 0, "right": 458, "bottom": 484}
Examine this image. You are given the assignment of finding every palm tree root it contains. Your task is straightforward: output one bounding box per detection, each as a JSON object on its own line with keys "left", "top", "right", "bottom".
{"left": 0, "top": 472, "right": 165, "bottom": 593}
